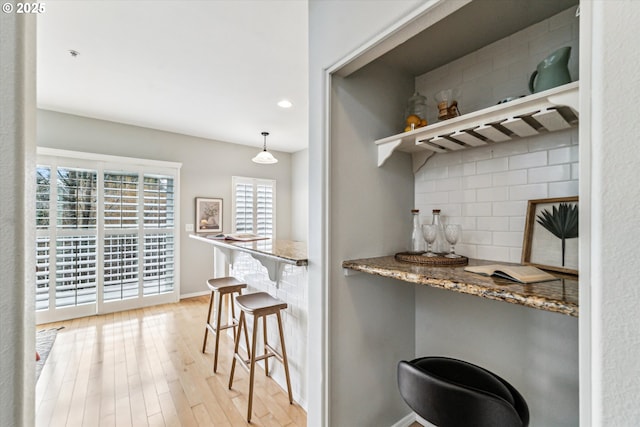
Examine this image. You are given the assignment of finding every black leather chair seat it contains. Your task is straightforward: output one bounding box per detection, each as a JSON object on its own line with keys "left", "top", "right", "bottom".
{"left": 397, "top": 356, "right": 529, "bottom": 427}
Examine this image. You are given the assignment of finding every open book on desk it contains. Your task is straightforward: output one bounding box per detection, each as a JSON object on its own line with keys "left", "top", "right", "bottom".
{"left": 464, "top": 264, "right": 556, "bottom": 284}
{"left": 207, "top": 233, "right": 269, "bottom": 242}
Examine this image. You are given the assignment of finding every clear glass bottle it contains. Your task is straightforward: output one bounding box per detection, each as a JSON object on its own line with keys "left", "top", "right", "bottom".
{"left": 431, "top": 209, "right": 446, "bottom": 254}
{"left": 404, "top": 92, "right": 428, "bottom": 131}
{"left": 410, "top": 209, "right": 424, "bottom": 253}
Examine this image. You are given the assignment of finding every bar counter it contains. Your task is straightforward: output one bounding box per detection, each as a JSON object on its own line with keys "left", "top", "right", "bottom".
{"left": 190, "top": 234, "right": 308, "bottom": 266}
{"left": 342, "top": 255, "right": 578, "bottom": 317}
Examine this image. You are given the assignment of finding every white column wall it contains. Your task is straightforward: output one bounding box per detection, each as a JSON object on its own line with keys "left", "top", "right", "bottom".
{"left": 589, "top": 1, "right": 640, "bottom": 424}
{"left": 0, "top": 11, "right": 36, "bottom": 427}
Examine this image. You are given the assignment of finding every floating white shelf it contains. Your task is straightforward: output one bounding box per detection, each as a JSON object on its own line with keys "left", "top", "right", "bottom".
{"left": 375, "top": 81, "right": 579, "bottom": 172}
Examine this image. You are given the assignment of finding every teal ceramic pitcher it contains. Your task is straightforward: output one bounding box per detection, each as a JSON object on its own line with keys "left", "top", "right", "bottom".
{"left": 529, "top": 46, "right": 572, "bottom": 93}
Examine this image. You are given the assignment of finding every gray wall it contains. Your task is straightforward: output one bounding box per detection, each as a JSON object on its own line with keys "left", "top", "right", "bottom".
{"left": 330, "top": 63, "right": 417, "bottom": 424}
{"left": 291, "top": 149, "right": 309, "bottom": 242}
{"left": 307, "top": 0, "right": 427, "bottom": 424}
{"left": 37, "top": 109, "right": 293, "bottom": 297}
{"left": 415, "top": 286, "right": 578, "bottom": 426}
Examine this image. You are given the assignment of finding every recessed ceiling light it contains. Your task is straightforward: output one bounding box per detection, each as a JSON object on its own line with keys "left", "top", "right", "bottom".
{"left": 277, "top": 99, "right": 293, "bottom": 109}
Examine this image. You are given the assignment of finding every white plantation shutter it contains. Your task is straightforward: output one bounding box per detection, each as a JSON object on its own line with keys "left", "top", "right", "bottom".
{"left": 232, "top": 176, "right": 276, "bottom": 238}
{"left": 55, "top": 235, "right": 98, "bottom": 307}
{"left": 234, "top": 181, "right": 254, "bottom": 233}
{"left": 34, "top": 149, "right": 180, "bottom": 323}
{"left": 103, "top": 234, "right": 139, "bottom": 301}
{"left": 256, "top": 183, "right": 274, "bottom": 236}
{"left": 143, "top": 234, "right": 175, "bottom": 295}
{"left": 104, "top": 172, "right": 139, "bottom": 228}
{"left": 35, "top": 237, "right": 50, "bottom": 310}
{"left": 144, "top": 175, "right": 175, "bottom": 228}
{"left": 36, "top": 167, "right": 51, "bottom": 229}
{"left": 57, "top": 168, "right": 97, "bottom": 229}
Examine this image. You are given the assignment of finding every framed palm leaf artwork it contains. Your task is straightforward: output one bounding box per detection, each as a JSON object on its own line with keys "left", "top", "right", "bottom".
{"left": 522, "top": 196, "right": 578, "bottom": 275}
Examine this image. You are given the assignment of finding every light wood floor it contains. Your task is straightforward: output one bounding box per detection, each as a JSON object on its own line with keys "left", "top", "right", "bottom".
{"left": 36, "top": 296, "right": 307, "bottom": 427}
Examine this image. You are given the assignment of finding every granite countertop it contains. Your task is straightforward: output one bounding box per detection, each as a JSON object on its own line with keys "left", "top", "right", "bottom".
{"left": 190, "top": 234, "right": 308, "bottom": 266}
{"left": 342, "top": 256, "right": 578, "bottom": 317}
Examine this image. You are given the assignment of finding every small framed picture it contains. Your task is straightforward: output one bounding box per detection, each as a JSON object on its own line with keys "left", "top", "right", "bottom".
{"left": 195, "top": 197, "right": 222, "bottom": 233}
{"left": 522, "top": 196, "right": 579, "bottom": 275}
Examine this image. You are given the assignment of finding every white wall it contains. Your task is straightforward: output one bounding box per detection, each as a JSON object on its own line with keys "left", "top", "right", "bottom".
{"left": 406, "top": 7, "right": 581, "bottom": 426}
{"left": 589, "top": 1, "right": 640, "bottom": 424}
{"left": 291, "top": 149, "right": 309, "bottom": 242}
{"left": 0, "top": 11, "right": 36, "bottom": 427}
{"left": 414, "top": 7, "right": 579, "bottom": 263}
{"left": 36, "top": 109, "right": 293, "bottom": 297}
{"left": 415, "top": 6, "right": 579, "bottom": 125}
{"left": 229, "top": 254, "right": 308, "bottom": 408}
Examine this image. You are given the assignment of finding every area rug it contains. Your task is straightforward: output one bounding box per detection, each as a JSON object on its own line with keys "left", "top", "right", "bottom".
{"left": 35, "top": 326, "right": 64, "bottom": 382}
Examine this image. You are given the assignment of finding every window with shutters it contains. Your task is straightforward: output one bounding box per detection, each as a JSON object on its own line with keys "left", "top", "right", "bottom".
{"left": 231, "top": 176, "right": 276, "bottom": 239}
{"left": 35, "top": 149, "right": 181, "bottom": 324}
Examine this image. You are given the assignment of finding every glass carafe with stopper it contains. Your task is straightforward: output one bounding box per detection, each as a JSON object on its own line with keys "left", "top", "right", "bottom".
{"left": 409, "top": 209, "right": 424, "bottom": 253}
{"left": 431, "top": 209, "right": 446, "bottom": 254}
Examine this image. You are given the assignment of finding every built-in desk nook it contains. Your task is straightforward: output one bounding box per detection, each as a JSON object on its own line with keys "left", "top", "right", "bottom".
{"left": 190, "top": 234, "right": 309, "bottom": 409}
{"left": 342, "top": 256, "right": 578, "bottom": 317}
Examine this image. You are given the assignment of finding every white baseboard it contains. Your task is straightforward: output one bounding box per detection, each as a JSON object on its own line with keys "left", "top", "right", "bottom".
{"left": 390, "top": 412, "right": 417, "bottom": 427}
{"left": 389, "top": 412, "right": 435, "bottom": 427}
{"left": 180, "top": 290, "right": 209, "bottom": 299}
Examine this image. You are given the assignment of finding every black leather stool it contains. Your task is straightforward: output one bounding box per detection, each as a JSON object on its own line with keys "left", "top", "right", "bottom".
{"left": 398, "top": 356, "right": 529, "bottom": 427}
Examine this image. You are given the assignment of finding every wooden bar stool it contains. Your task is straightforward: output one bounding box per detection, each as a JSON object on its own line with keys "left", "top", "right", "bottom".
{"left": 202, "top": 277, "right": 250, "bottom": 373}
{"left": 228, "top": 292, "right": 293, "bottom": 422}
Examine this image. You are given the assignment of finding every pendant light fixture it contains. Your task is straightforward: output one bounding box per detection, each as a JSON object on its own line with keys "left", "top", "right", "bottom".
{"left": 252, "top": 131, "right": 278, "bottom": 164}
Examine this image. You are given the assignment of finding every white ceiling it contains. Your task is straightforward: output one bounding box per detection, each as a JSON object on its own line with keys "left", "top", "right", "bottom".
{"left": 37, "top": 0, "right": 309, "bottom": 153}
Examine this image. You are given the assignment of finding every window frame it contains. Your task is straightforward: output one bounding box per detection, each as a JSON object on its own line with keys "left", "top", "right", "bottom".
{"left": 35, "top": 148, "right": 182, "bottom": 324}
{"left": 231, "top": 176, "right": 276, "bottom": 239}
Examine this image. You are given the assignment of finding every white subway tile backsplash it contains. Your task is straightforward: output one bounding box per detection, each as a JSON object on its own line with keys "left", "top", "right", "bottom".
{"left": 435, "top": 177, "right": 462, "bottom": 192}
{"left": 528, "top": 164, "right": 571, "bottom": 183}
{"left": 423, "top": 166, "right": 449, "bottom": 180}
{"left": 529, "top": 26, "right": 573, "bottom": 57}
{"left": 415, "top": 179, "right": 436, "bottom": 194}
{"left": 549, "top": 145, "right": 579, "bottom": 165}
{"left": 462, "top": 146, "right": 493, "bottom": 163}
{"left": 493, "top": 231, "right": 524, "bottom": 247}
{"left": 528, "top": 129, "right": 574, "bottom": 152}
{"left": 463, "top": 58, "right": 493, "bottom": 82}
{"left": 463, "top": 174, "right": 493, "bottom": 189}
{"left": 509, "top": 183, "right": 548, "bottom": 201}
{"left": 412, "top": 7, "right": 579, "bottom": 265}
{"left": 493, "top": 201, "right": 527, "bottom": 216}
{"left": 509, "top": 217, "right": 526, "bottom": 232}
{"left": 549, "top": 180, "right": 579, "bottom": 197}
{"left": 465, "top": 230, "right": 493, "bottom": 245}
{"left": 463, "top": 202, "right": 492, "bottom": 217}
{"left": 463, "top": 162, "right": 477, "bottom": 176}
{"left": 477, "top": 157, "right": 509, "bottom": 174}
{"left": 491, "top": 140, "right": 529, "bottom": 158}
{"left": 456, "top": 244, "right": 477, "bottom": 259}
{"left": 509, "top": 151, "right": 547, "bottom": 170}
{"left": 493, "top": 170, "right": 528, "bottom": 187}
{"left": 425, "top": 191, "right": 449, "bottom": 204}
{"left": 449, "top": 189, "right": 477, "bottom": 203}
{"left": 509, "top": 247, "right": 524, "bottom": 263}
{"left": 448, "top": 164, "right": 463, "bottom": 177}
{"left": 477, "top": 187, "right": 509, "bottom": 202}
{"left": 477, "top": 217, "right": 510, "bottom": 231}
{"left": 428, "top": 151, "right": 462, "bottom": 168}
{"left": 477, "top": 245, "right": 511, "bottom": 262}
